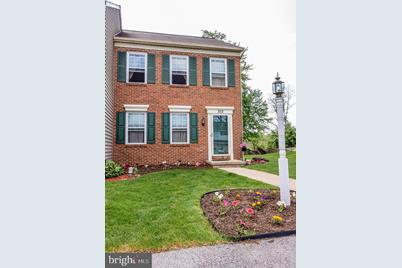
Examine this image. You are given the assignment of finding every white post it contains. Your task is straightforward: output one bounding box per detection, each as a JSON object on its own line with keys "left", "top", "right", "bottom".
{"left": 275, "top": 96, "right": 291, "bottom": 206}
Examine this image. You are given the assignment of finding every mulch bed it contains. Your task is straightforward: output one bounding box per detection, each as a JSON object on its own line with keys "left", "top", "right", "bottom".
{"left": 200, "top": 189, "right": 296, "bottom": 238}
{"left": 105, "top": 174, "right": 139, "bottom": 182}
{"left": 135, "top": 163, "right": 211, "bottom": 175}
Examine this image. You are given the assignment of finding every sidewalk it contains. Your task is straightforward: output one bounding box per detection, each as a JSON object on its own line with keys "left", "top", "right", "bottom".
{"left": 153, "top": 236, "right": 295, "bottom": 268}
{"left": 219, "top": 167, "right": 296, "bottom": 191}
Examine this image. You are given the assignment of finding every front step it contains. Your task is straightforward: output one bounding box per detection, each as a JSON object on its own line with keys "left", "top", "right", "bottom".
{"left": 206, "top": 159, "right": 246, "bottom": 168}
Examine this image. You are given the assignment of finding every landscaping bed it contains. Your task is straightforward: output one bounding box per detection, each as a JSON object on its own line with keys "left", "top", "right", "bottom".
{"left": 201, "top": 189, "right": 296, "bottom": 238}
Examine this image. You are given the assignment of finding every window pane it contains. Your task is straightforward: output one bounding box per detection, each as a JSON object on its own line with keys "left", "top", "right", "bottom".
{"left": 128, "top": 130, "right": 144, "bottom": 143}
{"left": 171, "top": 56, "right": 187, "bottom": 72}
{"left": 211, "top": 59, "right": 225, "bottom": 73}
{"left": 172, "top": 130, "right": 187, "bottom": 143}
{"left": 172, "top": 113, "right": 187, "bottom": 128}
{"left": 172, "top": 73, "right": 187, "bottom": 84}
{"left": 213, "top": 115, "right": 228, "bottom": 154}
{"left": 129, "top": 69, "right": 145, "bottom": 83}
{"left": 128, "top": 112, "right": 145, "bottom": 128}
{"left": 129, "top": 54, "right": 145, "bottom": 69}
{"left": 212, "top": 73, "right": 226, "bottom": 87}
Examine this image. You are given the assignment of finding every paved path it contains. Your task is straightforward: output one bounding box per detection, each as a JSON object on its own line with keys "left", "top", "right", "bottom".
{"left": 153, "top": 236, "right": 295, "bottom": 268}
{"left": 219, "top": 167, "right": 296, "bottom": 191}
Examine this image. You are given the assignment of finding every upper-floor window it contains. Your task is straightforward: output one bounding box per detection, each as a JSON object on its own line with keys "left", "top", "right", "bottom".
{"left": 127, "top": 52, "right": 147, "bottom": 83}
{"left": 210, "top": 58, "right": 227, "bottom": 87}
{"left": 171, "top": 112, "right": 189, "bottom": 144}
{"left": 170, "top": 55, "right": 188, "bottom": 85}
{"left": 126, "top": 112, "right": 147, "bottom": 144}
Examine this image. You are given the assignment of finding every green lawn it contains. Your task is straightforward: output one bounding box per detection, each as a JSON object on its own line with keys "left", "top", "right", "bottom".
{"left": 245, "top": 151, "right": 296, "bottom": 179}
{"left": 106, "top": 168, "right": 275, "bottom": 252}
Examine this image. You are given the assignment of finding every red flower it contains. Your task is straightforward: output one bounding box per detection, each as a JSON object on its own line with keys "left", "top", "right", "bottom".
{"left": 246, "top": 208, "right": 254, "bottom": 215}
{"left": 232, "top": 200, "right": 240, "bottom": 207}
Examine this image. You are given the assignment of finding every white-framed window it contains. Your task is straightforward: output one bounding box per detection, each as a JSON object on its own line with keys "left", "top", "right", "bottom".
{"left": 126, "top": 112, "right": 147, "bottom": 144}
{"left": 170, "top": 112, "right": 189, "bottom": 144}
{"left": 170, "top": 55, "right": 188, "bottom": 85}
{"left": 210, "top": 58, "right": 227, "bottom": 87}
{"left": 127, "top": 52, "right": 147, "bottom": 83}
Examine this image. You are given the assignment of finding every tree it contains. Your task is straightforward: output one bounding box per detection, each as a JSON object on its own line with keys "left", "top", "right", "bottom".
{"left": 201, "top": 30, "right": 271, "bottom": 142}
{"left": 269, "top": 122, "right": 297, "bottom": 148}
{"left": 268, "top": 84, "right": 296, "bottom": 128}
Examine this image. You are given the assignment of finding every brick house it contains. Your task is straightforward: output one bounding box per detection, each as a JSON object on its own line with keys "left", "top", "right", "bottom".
{"left": 108, "top": 10, "right": 244, "bottom": 166}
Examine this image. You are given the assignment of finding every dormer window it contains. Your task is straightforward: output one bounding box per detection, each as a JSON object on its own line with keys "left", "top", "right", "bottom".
{"left": 127, "top": 52, "right": 147, "bottom": 83}
{"left": 210, "top": 58, "right": 227, "bottom": 87}
{"left": 170, "top": 55, "right": 188, "bottom": 85}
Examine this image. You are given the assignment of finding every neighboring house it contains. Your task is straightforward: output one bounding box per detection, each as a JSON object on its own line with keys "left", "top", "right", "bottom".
{"left": 110, "top": 9, "right": 244, "bottom": 166}
{"left": 105, "top": 1, "right": 122, "bottom": 159}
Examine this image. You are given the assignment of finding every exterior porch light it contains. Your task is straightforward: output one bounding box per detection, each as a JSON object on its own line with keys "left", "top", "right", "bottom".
{"left": 272, "top": 72, "right": 290, "bottom": 206}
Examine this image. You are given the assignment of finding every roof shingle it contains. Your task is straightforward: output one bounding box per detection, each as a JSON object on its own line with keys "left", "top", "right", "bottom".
{"left": 115, "top": 30, "right": 243, "bottom": 52}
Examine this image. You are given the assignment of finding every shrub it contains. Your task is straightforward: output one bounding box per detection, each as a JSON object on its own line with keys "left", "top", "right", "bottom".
{"left": 105, "top": 160, "right": 125, "bottom": 178}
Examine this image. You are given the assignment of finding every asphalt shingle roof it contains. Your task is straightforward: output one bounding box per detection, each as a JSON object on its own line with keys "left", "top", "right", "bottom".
{"left": 115, "top": 30, "right": 243, "bottom": 52}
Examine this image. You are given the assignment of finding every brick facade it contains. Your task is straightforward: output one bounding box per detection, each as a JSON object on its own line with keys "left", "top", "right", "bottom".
{"left": 112, "top": 47, "right": 243, "bottom": 166}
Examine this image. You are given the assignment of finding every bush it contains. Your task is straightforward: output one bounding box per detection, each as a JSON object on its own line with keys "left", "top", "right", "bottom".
{"left": 105, "top": 160, "right": 125, "bottom": 178}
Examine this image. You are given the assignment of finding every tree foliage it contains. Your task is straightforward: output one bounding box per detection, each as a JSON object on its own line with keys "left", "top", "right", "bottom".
{"left": 269, "top": 122, "right": 297, "bottom": 148}
{"left": 201, "top": 30, "right": 270, "bottom": 142}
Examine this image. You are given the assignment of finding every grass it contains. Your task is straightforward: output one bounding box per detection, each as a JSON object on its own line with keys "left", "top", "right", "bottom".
{"left": 245, "top": 151, "right": 296, "bottom": 179}
{"left": 106, "top": 168, "right": 276, "bottom": 252}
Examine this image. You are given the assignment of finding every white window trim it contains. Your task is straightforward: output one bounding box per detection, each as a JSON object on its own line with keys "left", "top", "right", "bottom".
{"left": 124, "top": 104, "right": 149, "bottom": 112}
{"left": 170, "top": 112, "right": 190, "bottom": 144}
{"left": 168, "top": 105, "right": 191, "bottom": 113}
{"left": 170, "top": 55, "right": 189, "bottom": 86}
{"left": 126, "top": 51, "right": 147, "bottom": 84}
{"left": 209, "top": 58, "right": 227, "bottom": 87}
{"left": 125, "top": 111, "right": 147, "bottom": 145}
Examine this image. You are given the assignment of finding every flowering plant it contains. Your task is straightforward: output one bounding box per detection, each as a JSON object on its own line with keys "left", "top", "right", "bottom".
{"left": 231, "top": 200, "right": 240, "bottom": 207}
{"left": 271, "top": 215, "right": 284, "bottom": 225}
{"left": 276, "top": 200, "right": 287, "bottom": 212}
{"left": 251, "top": 201, "right": 262, "bottom": 210}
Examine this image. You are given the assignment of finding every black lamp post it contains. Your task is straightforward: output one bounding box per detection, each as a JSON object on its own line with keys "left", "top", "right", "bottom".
{"left": 272, "top": 72, "right": 285, "bottom": 97}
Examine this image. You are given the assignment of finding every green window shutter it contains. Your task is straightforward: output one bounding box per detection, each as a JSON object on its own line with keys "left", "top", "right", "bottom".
{"left": 189, "top": 56, "right": 197, "bottom": 86}
{"left": 117, "top": 51, "right": 126, "bottom": 82}
{"left": 162, "top": 112, "right": 170, "bottom": 144}
{"left": 202, "top": 57, "right": 210, "bottom": 86}
{"left": 190, "top": 113, "right": 198, "bottom": 144}
{"left": 147, "top": 112, "right": 156, "bottom": 144}
{"left": 162, "top": 55, "right": 170, "bottom": 84}
{"left": 147, "top": 54, "right": 155, "bottom": 84}
{"left": 116, "top": 112, "right": 125, "bottom": 144}
{"left": 227, "top": 59, "right": 235, "bottom": 87}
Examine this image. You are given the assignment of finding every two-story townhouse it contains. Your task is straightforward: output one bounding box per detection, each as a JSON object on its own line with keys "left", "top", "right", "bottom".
{"left": 112, "top": 30, "right": 245, "bottom": 166}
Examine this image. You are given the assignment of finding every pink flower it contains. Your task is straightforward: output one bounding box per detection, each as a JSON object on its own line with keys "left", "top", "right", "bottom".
{"left": 232, "top": 200, "right": 240, "bottom": 207}
{"left": 239, "top": 208, "right": 244, "bottom": 214}
{"left": 246, "top": 208, "right": 254, "bottom": 215}
{"left": 223, "top": 200, "right": 229, "bottom": 206}
{"left": 240, "top": 219, "right": 246, "bottom": 226}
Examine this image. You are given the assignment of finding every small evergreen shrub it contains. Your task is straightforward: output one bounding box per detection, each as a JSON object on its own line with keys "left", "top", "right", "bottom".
{"left": 105, "top": 160, "right": 125, "bottom": 178}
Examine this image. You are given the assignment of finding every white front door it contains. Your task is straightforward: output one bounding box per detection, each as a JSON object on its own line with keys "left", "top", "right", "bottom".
{"left": 206, "top": 107, "right": 234, "bottom": 161}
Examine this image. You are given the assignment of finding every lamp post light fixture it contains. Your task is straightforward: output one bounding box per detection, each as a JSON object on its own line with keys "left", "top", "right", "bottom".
{"left": 272, "top": 72, "right": 290, "bottom": 206}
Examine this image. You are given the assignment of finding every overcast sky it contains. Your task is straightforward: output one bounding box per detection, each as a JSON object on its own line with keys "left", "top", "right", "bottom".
{"left": 112, "top": 0, "right": 296, "bottom": 125}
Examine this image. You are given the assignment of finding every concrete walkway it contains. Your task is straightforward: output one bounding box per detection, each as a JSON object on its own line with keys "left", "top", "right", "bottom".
{"left": 219, "top": 167, "right": 296, "bottom": 191}
{"left": 153, "top": 236, "right": 295, "bottom": 268}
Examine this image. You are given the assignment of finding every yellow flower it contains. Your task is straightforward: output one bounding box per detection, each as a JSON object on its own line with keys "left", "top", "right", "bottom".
{"left": 257, "top": 201, "right": 261, "bottom": 205}
{"left": 272, "top": 215, "right": 283, "bottom": 221}
{"left": 256, "top": 191, "right": 262, "bottom": 195}
{"left": 252, "top": 203, "right": 256, "bottom": 207}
